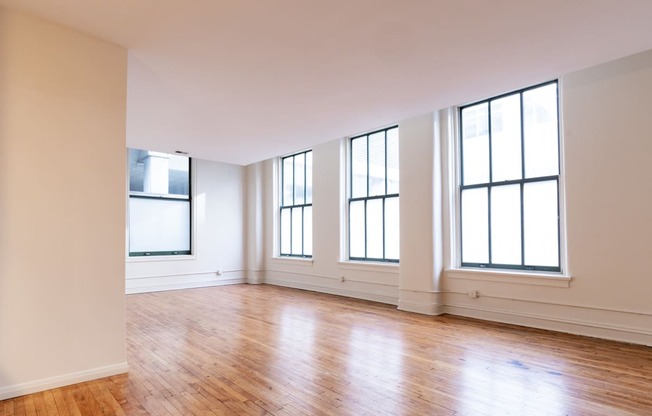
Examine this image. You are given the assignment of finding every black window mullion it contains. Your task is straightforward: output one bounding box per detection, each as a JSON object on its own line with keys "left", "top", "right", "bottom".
{"left": 381, "top": 197, "right": 387, "bottom": 259}
{"left": 520, "top": 91, "right": 526, "bottom": 180}
{"left": 487, "top": 186, "right": 492, "bottom": 266}
{"left": 556, "top": 178, "right": 561, "bottom": 270}
{"left": 292, "top": 155, "right": 296, "bottom": 206}
{"left": 366, "top": 135, "right": 370, "bottom": 198}
{"left": 364, "top": 199, "right": 368, "bottom": 259}
{"left": 384, "top": 130, "right": 388, "bottom": 195}
{"left": 487, "top": 103, "right": 493, "bottom": 265}
{"left": 520, "top": 183, "right": 525, "bottom": 267}
{"left": 520, "top": 92, "right": 526, "bottom": 267}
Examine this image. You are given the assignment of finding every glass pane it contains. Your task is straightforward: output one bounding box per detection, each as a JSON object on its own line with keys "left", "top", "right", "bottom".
{"left": 366, "top": 199, "right": 383, "bottom": 259}
{"left": 368, "top": 132, "right": 386, "bottom": 197}
{"left": 294, "top": 153, "right": 305, "bottom": 205}
{"left": 349, "top": 200, "right": 365, "bottom": 258}
{"left": 129, "top": 148, "right": 189, "bottom": 196}
{"left": 386, "top": 127, "right": 399, "bottom": 195}
{"left": 524, "top": 83, "right": 559, "bottom": 178}
{"left": 128, "top": 148, "right": 145, "bottom": 192}
{"left": 524, "top": 180, "right": 559, "bottom": 267}
{"left": 491, "top": 94, "right": 522, "bottom": 182}
{"left": 351, "top": 137, "right": 367, "bottom": 198}
{"left": 462, "top": 103, "right": 489, "bottom": 185}
{"left": 291, "top": 207, "right": 303, "bottom": 255}
{"left": 280, "top": 208, "right": 291, "bottom": 255}
{"left": 305, "top": 151, "right": 313, "bottom": 204}
{"left": 304, "top": 206, "right": 313, "bottom": 256}
{"left": 282, "top": 156, "right": 294, "bottom": 206}
{"left": 167, "top": 154, "right": 190, "bottom": 196}
{"left": 461, "top": 188, "right": 488, "bottom": 263}
{"left": 129, "top": 198, "right": 190, "bottom": 253}
{"left": 490, "top": 184, "right": 521, "bottom": 265}
{"left": 385, "top": 197, "right": 399, "bottom": 260}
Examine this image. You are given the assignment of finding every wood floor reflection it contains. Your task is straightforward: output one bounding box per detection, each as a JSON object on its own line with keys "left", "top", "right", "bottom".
{"left": 2, "top": 284, "right": 652, "bottom": 415}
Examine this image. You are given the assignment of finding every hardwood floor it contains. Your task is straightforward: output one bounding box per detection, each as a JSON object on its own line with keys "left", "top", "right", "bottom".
{"left": 2, "top": 285, "right": 652, "bottom": 415}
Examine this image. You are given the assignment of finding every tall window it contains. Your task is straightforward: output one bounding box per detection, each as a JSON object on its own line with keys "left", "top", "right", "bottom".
{"left": 460, "top": 81, "right": 560, "bottom": 272}
{"left": 280, "top": 150, "right": 312, "bottom": 257}
{"left": 128, "top": 148, "right": 191, "bottom": 256}
{"left": 349, "top": 126, "right": 399, "bottom": 262}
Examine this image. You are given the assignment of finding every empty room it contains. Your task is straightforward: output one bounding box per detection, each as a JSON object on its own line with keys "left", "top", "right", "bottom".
{"left": 1, "top": 1, "right": 651, "bottom": 415}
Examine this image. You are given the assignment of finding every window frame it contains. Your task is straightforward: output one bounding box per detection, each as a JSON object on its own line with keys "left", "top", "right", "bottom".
{"left": 128, "top": 151, "right": 192, "bottom": 257}
{"left": 458, "top": 81, "right": 561, "bottom": 273}
{"left": 348, "top": 125, "right": 400, "bottom": 263}
{"left": 279, "top": 150, "right": 313, "bottom": 258}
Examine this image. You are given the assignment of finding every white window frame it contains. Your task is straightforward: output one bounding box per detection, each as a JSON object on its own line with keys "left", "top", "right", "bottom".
{"left": 126, "top": 149, "right": 194, "bottom": 259}
{"left": 278, "top": 150, "right": 313, "bottom": 258}
{"left": 347, "top": 126, "right": 400, "bottom": 263}
{"left": 443, "top": 82, "right": 570, "bottom": 285}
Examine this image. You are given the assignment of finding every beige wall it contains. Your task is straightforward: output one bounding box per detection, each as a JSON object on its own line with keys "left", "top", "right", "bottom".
{"left": 0, "top": 8, "right": 128, "bottom": 398}
{"left": 444, "top": 50, "right": 652, "bottom": 345}
{"left": 125, "top": 158, "right": 247, "bottom": 292}
{"left": 257, "top": 49, "right": 652, "bottom": 346}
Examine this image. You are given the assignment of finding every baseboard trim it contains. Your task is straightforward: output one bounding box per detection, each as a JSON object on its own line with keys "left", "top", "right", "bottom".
{"left": 265, "top": 277, "right": 398, "bottom": 306}
{"left": 126, "top": 278, "right": 246, "bottom": 294}
{"left": 0, "top": 362, "right": 128, "bottom": 401}
{"left": 445, "top": 303, "right": 652, "bottom": 346}
{"left": 398, "top": 300, "right": 444, "bottom": 316}
{"left": 398, "top": 289, "right": 444, "bottom": 316}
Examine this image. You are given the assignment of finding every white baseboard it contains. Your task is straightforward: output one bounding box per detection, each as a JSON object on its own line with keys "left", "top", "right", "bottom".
{"left": 265, "top": 277, "right": 398, "bottom": 306}
{"left": 126, "top": 277, "right": 246, "bottom": 294}
{"left": 246, "top": 270, "right": 265, "bottom": 284}
{"left": 0, "top": 362, "right": 128, "bottom": 401}
{"left": 398, "top": 290, "right": 444, "bottom": 315}
{"left": 444, "top": 303, "right": 652, "bottom": 347}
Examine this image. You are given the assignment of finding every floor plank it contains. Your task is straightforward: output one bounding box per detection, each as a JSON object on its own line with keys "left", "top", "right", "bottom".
{"left": 2, "top": 284, "right": 651, "bottom": 415}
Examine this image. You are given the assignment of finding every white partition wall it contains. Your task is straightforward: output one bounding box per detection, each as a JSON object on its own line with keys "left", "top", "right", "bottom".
{"left": 0, "top": 7, "right": 128, "bottom": 399}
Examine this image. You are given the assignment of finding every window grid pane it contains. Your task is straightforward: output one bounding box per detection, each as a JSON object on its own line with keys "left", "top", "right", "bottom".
{"left": 349, "top": 126, "right": 399, "bottom": 262}
{"left": 459, "top": 81, "right": 560, "bottom": 272}
{"left": 351, "top": 137, "right": 368, "bottom": 198}
{"left": 280, "top": 150, "right": 313, "bottom": 257}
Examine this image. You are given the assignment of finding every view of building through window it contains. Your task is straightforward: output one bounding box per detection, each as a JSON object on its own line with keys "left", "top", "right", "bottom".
{"left": 349, "top": 126, "right": 399, "bottom": 262}
{"left": 460, "top": 81, "right": 560, "bottom": 271}
{"left": 128, "top": 148, "right": 191, "bottom": 256}
{"left": 280, "top": 150, "right": 313, "bottom": 257}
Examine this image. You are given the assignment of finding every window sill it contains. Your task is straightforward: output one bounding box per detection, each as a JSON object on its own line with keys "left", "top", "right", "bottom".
{"left": 445, "top": 268, "right": 571, "bottom": 288}
{"left": 271, "top": 257, "right": 314, "bottom": 266}
{"left": 126, "top": 254, "right": 196, "bottom": 263}
{"left": 338, "top": 261, "right": 400, "bottom": 274}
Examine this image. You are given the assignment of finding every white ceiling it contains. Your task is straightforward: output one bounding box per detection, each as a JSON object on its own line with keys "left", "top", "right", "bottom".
{"left": 3, "top": 0, "right": 652, "bottom": 165}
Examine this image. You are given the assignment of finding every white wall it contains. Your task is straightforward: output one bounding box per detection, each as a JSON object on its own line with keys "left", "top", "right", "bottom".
{"left": 126, "top": 158, "right": 247, "bottom": 293}
{"left": 443, "top": 50, "right": 652, "bottom": 346}
{"left": 0, "top": 8, "right": 128, "bottom": 399}
{"left": 261, "top": 139, "right": 400, "bottom": 304}
{"left": 257, "top": 49, "right": 652, "bottom": 346}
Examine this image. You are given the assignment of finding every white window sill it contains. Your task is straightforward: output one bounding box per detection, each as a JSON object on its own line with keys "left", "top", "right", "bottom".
{"left": 271, "top": 257, "right": 314, "bottom": 266}
{"left": 445, "top": 268, "right": 571, "bottom": 288}
{"left": 126, "top": 254, "right": 196, "bottom": 263}
{"left": 338, "top": 261, "right": 400, "bottom": 274}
